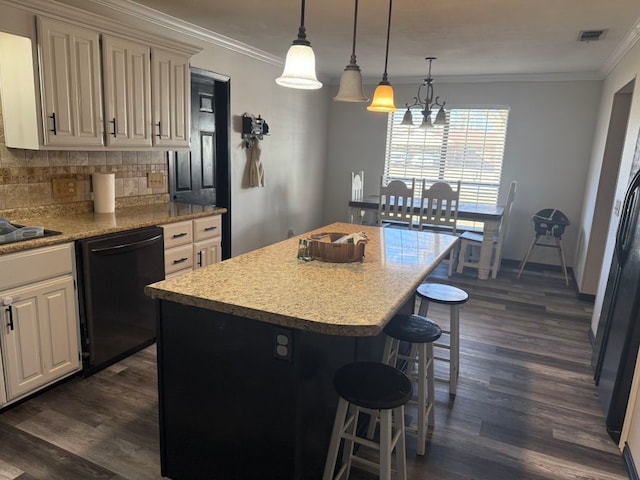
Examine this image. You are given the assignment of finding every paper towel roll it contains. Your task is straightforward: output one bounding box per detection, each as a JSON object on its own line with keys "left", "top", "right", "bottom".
{"left": 92, "top": 173, "right": 115, "bottom": 213}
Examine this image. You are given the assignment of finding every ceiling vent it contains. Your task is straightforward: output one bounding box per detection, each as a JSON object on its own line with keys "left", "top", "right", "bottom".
{"left": 578, "top": 29, "right": 607, "bottom": 42}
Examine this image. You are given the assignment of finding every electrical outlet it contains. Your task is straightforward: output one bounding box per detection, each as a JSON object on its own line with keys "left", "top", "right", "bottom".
{"left": 52, "top": 178, "right": 76, "bottom": 198}
{"left": 148, "top": 171, "right": 164, "bottom": 189}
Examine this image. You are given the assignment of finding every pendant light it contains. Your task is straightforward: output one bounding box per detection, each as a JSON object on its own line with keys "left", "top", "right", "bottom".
{"left": 276, "top": 0, "right": 323, "bottom": 90}
{"left": 367, "top": 0, "right": 396, "bottom": 112}
{"left": 334, "top": 0, "right": 368, "bottom": 102}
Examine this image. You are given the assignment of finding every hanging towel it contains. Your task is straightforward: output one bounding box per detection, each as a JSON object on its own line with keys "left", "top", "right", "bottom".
{"left": 249, "top": 142, "right": 265, "bottom": 188}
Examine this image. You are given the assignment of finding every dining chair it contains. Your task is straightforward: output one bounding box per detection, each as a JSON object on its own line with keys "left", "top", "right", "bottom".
{"left": 378, "top": 178, "right": 416, "bottom": 229}
{"left": 349, "top": 171, "right": 365, "bottom": 224}
{"left": 456, "top": 180, "right": 517, "bottom": 279}
{"left": 417, "top": 180, "right": 461, "bottom": 276}
{"left": 351, "top": 171, "right": 364, "bottom": 201}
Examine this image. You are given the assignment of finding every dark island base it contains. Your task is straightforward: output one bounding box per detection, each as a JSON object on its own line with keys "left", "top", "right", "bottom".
{"left": 156, "top": 300, "right": 393, "bottom": 480}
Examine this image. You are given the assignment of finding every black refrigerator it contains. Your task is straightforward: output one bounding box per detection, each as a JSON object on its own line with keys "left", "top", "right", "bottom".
{"left": 593, "top": 168, "right": 640, "bottom": 443}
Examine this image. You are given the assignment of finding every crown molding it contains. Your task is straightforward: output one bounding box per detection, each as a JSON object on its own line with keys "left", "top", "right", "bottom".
{"left": 78, "top": 0, "right": 284, "bottom": 67}
{"left": 601, "top": 16, "right": 640, "bottom": 77}
{"left": 0, "top": 0, "right": 200, "bottom": 55}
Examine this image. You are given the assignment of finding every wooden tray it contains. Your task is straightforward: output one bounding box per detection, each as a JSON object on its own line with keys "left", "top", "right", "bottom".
{"left": 307, "top": 233, "right": 366, "bottom": 263}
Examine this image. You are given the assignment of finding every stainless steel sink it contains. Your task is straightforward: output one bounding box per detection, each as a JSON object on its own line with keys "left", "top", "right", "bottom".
{"left": 0, "top": 222, "right": 62, "bottom": 245}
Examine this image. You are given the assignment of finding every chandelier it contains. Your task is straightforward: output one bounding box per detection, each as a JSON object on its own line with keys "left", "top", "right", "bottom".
{"left": 401, "top": 57, "right": 446, "bottom": 128}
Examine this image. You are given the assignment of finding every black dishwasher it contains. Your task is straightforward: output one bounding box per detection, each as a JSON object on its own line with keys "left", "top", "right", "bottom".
{"left": 77, "top": 226, "right": 164, "bottom": 375}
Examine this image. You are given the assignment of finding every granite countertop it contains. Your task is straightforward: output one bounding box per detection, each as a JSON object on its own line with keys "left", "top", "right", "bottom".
{"left": 0, "top": 202, "right": 226, "bottom": 255}
{"left": 145, "top": 222, "right": 458, "bottom": 337}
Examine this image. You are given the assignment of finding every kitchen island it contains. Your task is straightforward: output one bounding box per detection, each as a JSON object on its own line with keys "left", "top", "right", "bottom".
{"left": 145, "top": 223, "right": 458, "bottom": 479}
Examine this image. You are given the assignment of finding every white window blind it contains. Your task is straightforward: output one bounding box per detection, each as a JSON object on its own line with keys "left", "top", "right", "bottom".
{"left": 384, "top": 107, "right": 510, "bottom": 206}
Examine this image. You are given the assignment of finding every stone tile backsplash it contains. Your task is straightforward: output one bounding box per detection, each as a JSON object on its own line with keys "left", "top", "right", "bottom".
{"left": 0, "top": 99, "right": 169, "bottom": 211}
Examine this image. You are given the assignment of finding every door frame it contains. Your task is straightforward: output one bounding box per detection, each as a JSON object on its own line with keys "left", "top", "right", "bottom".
{"left": 168, "top": 67, "right": 232, "bottom": 260}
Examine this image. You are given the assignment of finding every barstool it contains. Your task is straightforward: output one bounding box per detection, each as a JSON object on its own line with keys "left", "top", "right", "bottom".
{"left": 323, "top": 362, "right": 412, "bottom": 480}
{"left": 380, "top": 314, "right": 442, "bottom": 456}
{"left": 416, "top": 283, "right": 469, "bottom": 396}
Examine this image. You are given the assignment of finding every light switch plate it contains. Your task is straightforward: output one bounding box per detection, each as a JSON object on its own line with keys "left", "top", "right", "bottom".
{"left": 148, "top": 171, "right": 164, "bottom": 189}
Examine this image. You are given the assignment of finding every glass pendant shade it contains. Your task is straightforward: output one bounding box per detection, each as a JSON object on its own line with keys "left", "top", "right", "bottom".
{"left": 334, "top": 66, "right": 368, "bottom": 102}
{"left": 367, "top": 83, "right": 397, "bottom": 112}
{"left": 276, "top": 44, "right": 323, "bottom": 90}
{"left": 434, "top": 106, "right": 447, "bottom": 125}
{"left": 401, "top": 109, "right": 414, "bottom": 126}
{"left": 419, "top": 113, "right": 433, "bottom": 129}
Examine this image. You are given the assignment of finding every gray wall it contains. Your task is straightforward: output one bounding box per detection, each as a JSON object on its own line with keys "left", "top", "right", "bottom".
{"left": 323, "top": 80, "right": 602, "bottom": 267}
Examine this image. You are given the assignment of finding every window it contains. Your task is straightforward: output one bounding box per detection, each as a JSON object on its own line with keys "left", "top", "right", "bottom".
{"left": 384, "top": 107, "right": 510, "bottom": 207}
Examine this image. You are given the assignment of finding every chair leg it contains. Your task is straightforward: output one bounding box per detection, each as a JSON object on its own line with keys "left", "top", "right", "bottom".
{"left": 491, "top": 240, "right": 503, "bottom": 279}
{"left": 517, "top": 235, "right": 539, "bottom": 279}
{"left": 416, "top": 342, "right": 427, "bottom": 455}
{"left": 394, "top": 406, "right": 408, "bottom": 480}
{"left": 341, "top": 406, "right": 358, "bottom": 474}
{"left": 323, "top": 398, "right": 349, "bottom": 480}
{"left": 449, "top": 305, "right": 460, "bottom": 396}
{"left": 556, "top": 237, "right": 569, "bottom": 286}
{"left": 456, "top": 240, "right": 468, "bottom": 274}
{"left": 417, "top": 297, "right": 430, "bottom": 317}
{"left": 426, "top": 341, "right": 435, "bottom": 426}
{"left": 379, "top": 409, "right": 393, "bottom": 480}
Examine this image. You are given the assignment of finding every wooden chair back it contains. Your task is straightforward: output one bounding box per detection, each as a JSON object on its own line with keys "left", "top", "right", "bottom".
{"left": 351, "top": 171, "right": 364, "bottom": 201}
{"left": 417, "top": 181, "right": 461, "bottom": 233}
{"left": 497, "top": 181, "right": 517, "bottom": 242}
{"left": 378, "top": 178, "right": 416, "bottom": 228}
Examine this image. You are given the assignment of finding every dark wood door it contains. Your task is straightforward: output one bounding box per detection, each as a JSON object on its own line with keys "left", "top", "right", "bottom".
{"left": 169, "top": 68, "right": 231, "bottom": 259}
{"left": 169, "top": 73, "right": 216, "bottom": 205}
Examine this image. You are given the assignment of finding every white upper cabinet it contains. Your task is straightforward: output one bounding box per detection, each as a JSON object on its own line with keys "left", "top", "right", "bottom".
{"left": 152, "top": 48, "right": 190, "bottom": 148}
{"left": 37, "top": 17, "right": 104, "bottom": 147}
{"left": 0, "top": 13, "right": 199, "bottom": 151}
{"left": 102, "top": 35, "right": 152, "bottom": 147}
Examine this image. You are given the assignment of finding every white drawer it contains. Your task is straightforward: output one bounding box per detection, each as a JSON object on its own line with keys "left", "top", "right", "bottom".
{"left": 0, "top": 243, "right": 74, "bottom": 291}
{"left": 162, "top": 220, "right": 193, "bottom": 249}
{"left": 164, "top": 244, "right": 194, "bottom": 274}
{"left": 193, "top": 215, "right": 221, "bottom": 241}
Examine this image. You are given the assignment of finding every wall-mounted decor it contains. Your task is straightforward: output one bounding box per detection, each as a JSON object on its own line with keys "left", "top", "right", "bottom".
{"left": 242, "top": 113, "right": 269, "bottom": 148}
{"left": 242, "top": 113, "right": 268, "bottom": 187}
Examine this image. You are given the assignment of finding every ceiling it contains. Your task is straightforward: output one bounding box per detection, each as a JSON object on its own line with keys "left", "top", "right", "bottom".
{"left": 129, "top": 0, "right": 640, "bottom": 82}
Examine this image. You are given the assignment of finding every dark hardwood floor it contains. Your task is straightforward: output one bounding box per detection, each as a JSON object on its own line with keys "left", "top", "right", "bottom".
{"left": 0, "top": 263, "right": 629, "bottom": 479}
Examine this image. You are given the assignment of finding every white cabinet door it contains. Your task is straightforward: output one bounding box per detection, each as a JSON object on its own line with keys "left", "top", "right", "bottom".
{"left": 0, "top": 276, "right": 80, "bottom": 400}
{"left": 193, "top": 238, "right": 221, "bottom": 269}
{"left": 37, "top": 17, "right": 103, "bottom": 147}
{"left": 152, "top": 48, "right": 190, "bottom": 148}
{"left": 102, "top": 35, "right": 152, "bottom": 147}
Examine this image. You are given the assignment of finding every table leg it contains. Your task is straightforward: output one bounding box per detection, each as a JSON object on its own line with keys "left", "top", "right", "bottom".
{"left": 478, "top": 219, "right": 498, "bottom": 280}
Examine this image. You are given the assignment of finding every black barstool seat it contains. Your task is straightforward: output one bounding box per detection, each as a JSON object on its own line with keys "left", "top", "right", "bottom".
{"left": 334, "top": 362, "right": 412, "bottom": 410}
{"left": 384, "top": 314, "right": 442, "bottom": 344}
{"left": 416, "top": 283, "right": 469, "bottom": 305}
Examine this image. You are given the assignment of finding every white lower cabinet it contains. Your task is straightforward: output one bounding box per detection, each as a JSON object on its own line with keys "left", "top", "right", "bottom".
{"left": 161, "top": 215, "right": 222, "bottom": 278}
{"left": 0, "top": 243, "right": 81, "bottom": 404}
{"left": 194, "top": 238, "right": 221, "bottom": 269}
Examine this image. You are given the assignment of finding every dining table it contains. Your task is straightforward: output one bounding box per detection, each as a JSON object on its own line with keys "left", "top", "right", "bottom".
{"left": 349, "top": 195, "right": 505, "bottom": 280}
{"left": 145, "top": 222, "right": 458, "bottom": 479}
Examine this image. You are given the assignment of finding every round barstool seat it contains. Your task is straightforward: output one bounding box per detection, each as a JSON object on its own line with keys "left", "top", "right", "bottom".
{"left": 323, "top": 362, "right": 411, "bottom": 480}
{"left": 334, "top": 361, "right": 412, "bottom": 410}
{"left": 416, "top": 282, "right": 469, "bottom": 397}
{"left": 379, "top": 314, "right": 441, "bottom": 456}
{"left": 384, "top": 313, "right": 443, "bottom": 344}
{"left": 416, "top": 283, "right": 469, "bottom": 305}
